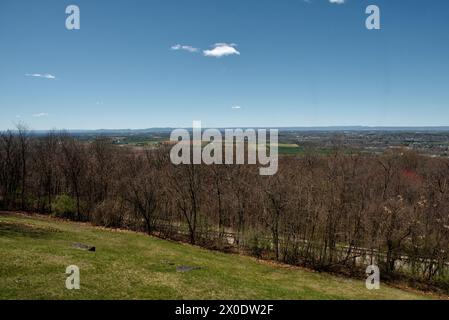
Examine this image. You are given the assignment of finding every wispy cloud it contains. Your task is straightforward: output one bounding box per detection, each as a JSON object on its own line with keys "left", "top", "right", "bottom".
{"left": 329, "top": 0, "right": 345, "bottom": 4}
{"left": 231, "top": 105, "right": 242, "bottom": 110}
{"left": 25, "top": 73, "right": 56, "bottom": 80}
{"left": 33, "top": 113, "right": 49, "bottom": 118}
{"left": 171, "top": 44, "right": 199, "bottom": 53}
{"left": 203, "top": 43, "right": 240, "bottom": 58}
{"left": 170, "top": 43, "right": 241, "bottom": 58}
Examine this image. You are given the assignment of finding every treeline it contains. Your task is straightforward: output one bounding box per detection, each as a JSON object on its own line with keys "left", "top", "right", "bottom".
{"left": 1, "top": 128, "right": 449, "bottom": 290}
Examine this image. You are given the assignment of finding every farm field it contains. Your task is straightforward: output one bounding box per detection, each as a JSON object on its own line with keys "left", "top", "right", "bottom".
{"left": 0, "top": 213, "right": 439, "bottom": 300}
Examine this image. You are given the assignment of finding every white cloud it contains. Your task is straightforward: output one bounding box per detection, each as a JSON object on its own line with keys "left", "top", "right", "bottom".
{"left": 203, "top": 43, "right": 240, "bottom": 58}
{"left": 329, "top": 0, "right": 345, "bottom": 4}
{"left": 171, "top": 42, "right": 241, "bottom": 58}
{"left": 33, "top": 113, "right": 48, "bottom": 118}
{"left": 231, "top": 106, "right": 242, "bottom": 110}
{"left": 25, "top": 73, "right": 56, "bottom": 79}
{"left": 171, "top": 44, "right": 199, "bottom": 53}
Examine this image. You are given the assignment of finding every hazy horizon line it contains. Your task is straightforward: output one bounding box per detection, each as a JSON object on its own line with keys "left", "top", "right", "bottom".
{"left": 4, "top": 125, "right": 449, "bottom": 133}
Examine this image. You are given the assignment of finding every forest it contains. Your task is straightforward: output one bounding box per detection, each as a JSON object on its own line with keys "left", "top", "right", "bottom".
{"left": 1, "top": 127, "right": 449, "bottom": 292}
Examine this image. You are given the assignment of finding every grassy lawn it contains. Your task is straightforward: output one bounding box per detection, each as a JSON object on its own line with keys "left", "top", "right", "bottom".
{"left": 0, "top": 213, "right": 439, "bottom": 300}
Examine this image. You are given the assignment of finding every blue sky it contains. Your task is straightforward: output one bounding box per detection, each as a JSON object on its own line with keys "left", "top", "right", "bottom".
{"left": 1, "top": 0, "right": 448, "bottom": 130}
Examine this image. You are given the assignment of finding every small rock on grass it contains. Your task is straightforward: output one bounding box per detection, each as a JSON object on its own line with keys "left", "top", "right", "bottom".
{"left": 72, "top": 243, "right": 96, "bottom": 252}
{"left": 176, "top": 265, "right": 203, "bottom": 272}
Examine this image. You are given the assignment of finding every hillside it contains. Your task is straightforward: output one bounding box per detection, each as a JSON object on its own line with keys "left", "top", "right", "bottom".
{"left": 0, "top": 213, "right": 439, "bottom": 300}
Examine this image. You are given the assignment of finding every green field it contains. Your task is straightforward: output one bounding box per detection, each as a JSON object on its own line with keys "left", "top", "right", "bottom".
{"left": 277, "top": 143, "right": 304, "bottom": 155}
{"left": 0, "top": 213, "right": 438, "bottom": 300}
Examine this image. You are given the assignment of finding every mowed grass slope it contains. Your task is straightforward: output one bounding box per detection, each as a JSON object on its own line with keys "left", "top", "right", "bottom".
{"left": 0, "top": 213, "right": 436, "bottom": 300}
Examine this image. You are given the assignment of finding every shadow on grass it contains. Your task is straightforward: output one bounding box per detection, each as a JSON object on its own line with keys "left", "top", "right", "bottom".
{"left": 0, "top": 221, "right": 57, "bottom": 239}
